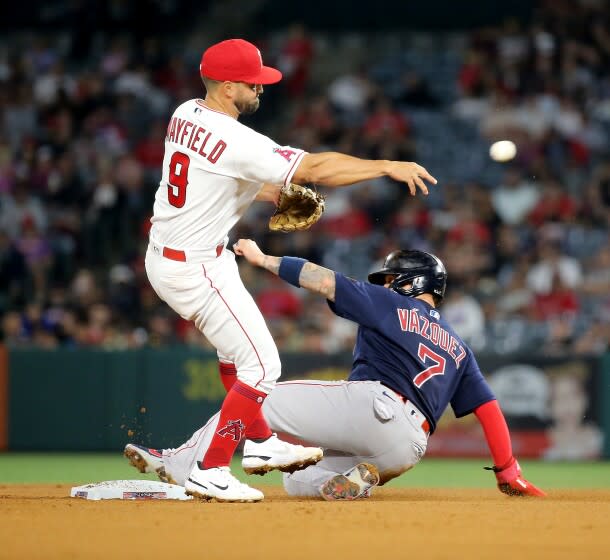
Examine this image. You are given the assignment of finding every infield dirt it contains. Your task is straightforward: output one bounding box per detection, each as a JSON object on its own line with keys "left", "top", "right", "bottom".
{"left": 1, "top": 485, "right": 609, "bottom": 560}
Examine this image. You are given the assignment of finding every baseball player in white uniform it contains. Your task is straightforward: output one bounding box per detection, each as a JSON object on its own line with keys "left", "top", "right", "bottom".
{"left": 126, "top": 38, "right": 437, "bottom": 503}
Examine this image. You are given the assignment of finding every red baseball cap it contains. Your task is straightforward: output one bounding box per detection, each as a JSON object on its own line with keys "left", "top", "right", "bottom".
{"left": 200, "top": 39, "right": 282, "bottom": 84}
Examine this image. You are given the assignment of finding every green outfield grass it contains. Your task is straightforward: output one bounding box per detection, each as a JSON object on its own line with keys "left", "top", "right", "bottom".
{"left": 0, "top": 453, "right": 609, "bottom": 487}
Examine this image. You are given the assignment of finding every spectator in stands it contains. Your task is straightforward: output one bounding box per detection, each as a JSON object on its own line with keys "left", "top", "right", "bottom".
{"left": 496, "top": 255, "right": 534, "bottom": 317}
{"left": 277, "top": 23, "right": 315, "bottom": 98}
{"left": 526, "top": 239, "right": 583, "bottom": 296}
{"left": 491, "top": 168, "right": 541, "bottom": 226}
{"left": 394, "top": 70, "right": 440, "bottom": 108}
{"left": 441, "top": 281, "right": 486, "bottom": 351}
{"left": 531, "top": 271, "right": 579, "bottom": 322}
{"left": 134, "top": 119, "right": 167, "bottom": 174}
{"left": 1, "top": 311, "right": 29, "bottom": 346}
{"left": 291, "top": 96, "right": 340, "bottom": 145}
{"left": 255, "top": 275, "right": 303, "bottom": 320}
{"left": 15, "top": 214, "right": 52, "bottom": 300}
{"left": 327, "top": 67, "right": 376, "bottom": 125}
{"left": 528, "top": 178, "right": 578, "bottom": 227}
{"left": 0, "top": 179, "right": 47, "bottom": 238}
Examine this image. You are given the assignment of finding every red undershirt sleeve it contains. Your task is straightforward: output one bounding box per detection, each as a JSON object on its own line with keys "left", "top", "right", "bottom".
{"left": 474, "top": 399, "right": 513, "bottom": 469}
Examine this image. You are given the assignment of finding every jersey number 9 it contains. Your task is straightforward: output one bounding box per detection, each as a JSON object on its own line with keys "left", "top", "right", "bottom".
{"left": 168, "top": 151, "right": 190, "bottom": 208}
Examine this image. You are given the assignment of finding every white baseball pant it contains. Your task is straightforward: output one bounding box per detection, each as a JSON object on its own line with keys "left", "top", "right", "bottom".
{"left": 145, "top": 240, "right": 281, "bottom": 394}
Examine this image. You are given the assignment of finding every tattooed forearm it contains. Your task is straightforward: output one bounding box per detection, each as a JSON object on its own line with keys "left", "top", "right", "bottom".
{"left": 261, "top": 255, "right": 281, "bottom": 275}
{"left": 298, "top": 262, "right": 336, "bottom": 301}
{"left": 260, "top": 255, "right": 336, "bottom": 301}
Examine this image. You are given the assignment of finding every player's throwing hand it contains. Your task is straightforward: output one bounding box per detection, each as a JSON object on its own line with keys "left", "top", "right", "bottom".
{"left": 386, "top": 161, "right": 437, "bottom": 196}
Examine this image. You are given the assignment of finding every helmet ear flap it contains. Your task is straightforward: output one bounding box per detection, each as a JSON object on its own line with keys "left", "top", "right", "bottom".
{"left": 412, "top": 276, "right": 426, "bottom": 290}
{"left": 391, "top": 274, "right": 425, "bottom": 297}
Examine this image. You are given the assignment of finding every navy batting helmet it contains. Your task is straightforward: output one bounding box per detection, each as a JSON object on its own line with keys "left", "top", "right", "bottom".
{"left": 368, "top": 250, "right": 447, "bottom": 302}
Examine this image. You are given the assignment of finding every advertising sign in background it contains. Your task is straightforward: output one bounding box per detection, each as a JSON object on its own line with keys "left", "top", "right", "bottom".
{"left": 4, "top": 348, "right": 608, "bottom": 458}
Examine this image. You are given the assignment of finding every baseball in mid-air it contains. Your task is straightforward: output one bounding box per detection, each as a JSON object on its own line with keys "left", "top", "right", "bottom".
{"left": 489, "top": 140, "right": 517, "bottom": 162}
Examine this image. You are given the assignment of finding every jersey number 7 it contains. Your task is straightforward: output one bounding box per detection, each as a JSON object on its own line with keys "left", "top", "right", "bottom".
{"left": 168, "top": 151, "right": 190, "bottom": 208}
{"left": 413, "top": 343, "right": 446, "bottom": 388}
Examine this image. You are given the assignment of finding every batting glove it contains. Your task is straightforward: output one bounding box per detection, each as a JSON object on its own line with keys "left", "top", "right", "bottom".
{"left": 485, "top": 457, "right": 546, "bottom": 497}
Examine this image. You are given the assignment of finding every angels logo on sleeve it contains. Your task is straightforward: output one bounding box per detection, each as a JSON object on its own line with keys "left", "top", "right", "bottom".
{"left": 273, "top": 147, "right": 297, "bottom": 162}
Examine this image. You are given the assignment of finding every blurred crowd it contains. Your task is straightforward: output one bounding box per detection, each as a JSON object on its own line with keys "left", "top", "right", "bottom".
{"left": 0, "top": 0, "right": 608, "bottom": 356}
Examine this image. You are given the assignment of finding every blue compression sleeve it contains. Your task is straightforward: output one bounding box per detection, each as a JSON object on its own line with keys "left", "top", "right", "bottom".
{"left": 278, "top": 257, "right": 307, "bottom": 287}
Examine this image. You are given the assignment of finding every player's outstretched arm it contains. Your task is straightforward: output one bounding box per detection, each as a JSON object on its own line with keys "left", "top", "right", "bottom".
{"left": 292, "top": 152, "right": 437, "bottom": 196}
{"left": 233, "top": 239, "right": 336, "bottom": 301}
{"left": 474, "top": 400, "right": 546, "bottom": 497}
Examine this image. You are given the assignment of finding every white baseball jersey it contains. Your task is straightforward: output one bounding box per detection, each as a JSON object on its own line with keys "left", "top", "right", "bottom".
{"left": 149, "top": 99, "right": 305, "bottom": 249}
{"left": 145, "top": 99, "right": 305, "bottom": 394}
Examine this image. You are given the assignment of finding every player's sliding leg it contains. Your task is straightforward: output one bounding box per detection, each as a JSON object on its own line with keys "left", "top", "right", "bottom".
{"left": 123, "top": 444, "right": 176, "bottom": 484}
{"left": 123, "top": 434, "right": 379, "bottom": 501}
{"left": 282, "top": 464, "right": 339, "bottom": 497}
{"left": 163, "top": 413, "right": 222, "bottom": 487}
{"left": 319, "top": 463, "right": 380, "bottom": 501}
{"left": 282, "top": 452, "right": 380, "bottom": 500}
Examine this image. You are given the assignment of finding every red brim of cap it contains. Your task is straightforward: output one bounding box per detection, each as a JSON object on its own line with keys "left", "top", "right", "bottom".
{"left": 240, "top": 65, "right": 282, "bottom": 85}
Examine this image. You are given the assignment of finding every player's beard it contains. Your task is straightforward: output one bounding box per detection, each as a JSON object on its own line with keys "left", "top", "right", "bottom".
{"left": 235, "top": 97, "right": 260, "bottom": 115}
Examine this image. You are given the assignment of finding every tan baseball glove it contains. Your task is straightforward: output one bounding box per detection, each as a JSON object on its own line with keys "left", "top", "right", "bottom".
{"left": 268, "top": 183, "right": 325, "bottom": 232}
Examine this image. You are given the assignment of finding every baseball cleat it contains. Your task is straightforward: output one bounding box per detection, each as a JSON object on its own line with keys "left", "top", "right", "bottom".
{"left": 185, "top": 465, "right": 264, "bottom": 503}
{"left": 241, "top": 433, "right": 323, "bottom": 475}
{"left": 124, "top": 443, "right": 176, "bottom": 485}
{"left": 319, "top": 462, "right": 380, "bottom": 501}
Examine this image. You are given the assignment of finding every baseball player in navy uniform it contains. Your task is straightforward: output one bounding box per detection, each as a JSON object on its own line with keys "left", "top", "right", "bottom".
{"left": 127, "top": 240, "right": 545, "bottom": 500}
